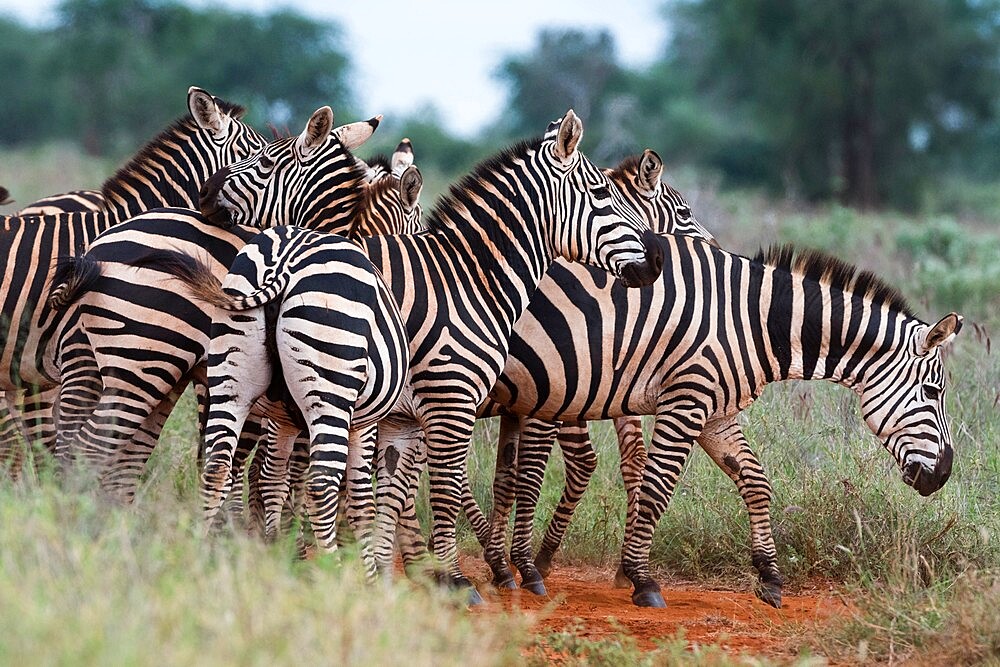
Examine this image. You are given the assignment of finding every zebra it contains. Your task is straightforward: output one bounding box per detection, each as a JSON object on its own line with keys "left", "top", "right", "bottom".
{"left": 198, "top": 108, "right": 666, "bottom": 601}
{"left": 125, "top": 224, "right": 410, "bottom": 578}
{"left": 42, "top": 116, "right": 400, "bottom": 499}
{"left": 479, "top": 234, "right": 961, "bottom": 608}
{"left": 383, "top": 150, "right": 718, "bottom": 590}
{"left": 0, "top": 87, "right": 269, "bottom": 476}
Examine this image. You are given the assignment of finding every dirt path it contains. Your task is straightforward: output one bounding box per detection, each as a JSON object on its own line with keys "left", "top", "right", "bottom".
{"left": 465, "top": 559, "right": 851, "bottom": 657}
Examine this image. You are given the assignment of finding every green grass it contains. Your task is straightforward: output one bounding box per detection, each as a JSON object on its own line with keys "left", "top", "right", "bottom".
{"left": 0, "top": 143, "right": 112, "bottom": 215}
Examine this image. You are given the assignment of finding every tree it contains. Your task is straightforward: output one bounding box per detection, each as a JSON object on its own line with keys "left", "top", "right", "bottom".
{"left": 2, "top": 0, "right": 355, "bottom": 156}
{"left": 670, "top": 0, "right": 1000, "bottom": 208}
{"left": 494, "top": 29, "right": 632, "bottom": 162}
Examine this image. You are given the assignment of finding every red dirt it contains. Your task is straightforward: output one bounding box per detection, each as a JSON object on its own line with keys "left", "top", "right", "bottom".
{"left": 464, "top": 559, "right": 852, "bottom": 658}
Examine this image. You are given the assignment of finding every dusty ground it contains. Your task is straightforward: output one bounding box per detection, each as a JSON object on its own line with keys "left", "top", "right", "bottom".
{"left": 464, "top": 558, "right": 852, "bottom": 658}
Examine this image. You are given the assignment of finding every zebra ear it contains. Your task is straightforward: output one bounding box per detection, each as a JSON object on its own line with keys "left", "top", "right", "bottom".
{"left": 333, "top": 115, "right": 382, "bottom": 151}
{"left": 399, "top": 166, "right": 423, "bottom": 212}
{"left": 919, "top": 312, "right": 963, "bottom": 354}
{"left": 637, "top": 149, "right": 663, "bottom": 195}
{"left": 553, "top": 109, "right": 583, "bottom": 161}
{"left": 392, "top": 138, "right": 414, "bottom": 176}
{"left": 296, "top": 106, "right": 334, "bottom": 159}
{"left": 188, "top": 86, "right": 231, "bottom": 140}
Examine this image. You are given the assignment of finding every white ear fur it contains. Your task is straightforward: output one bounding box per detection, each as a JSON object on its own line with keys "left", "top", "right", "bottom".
{"left": 553, "top": 109, "right": 583, "bottom": 161}
{"left": 295, "top": 106, "right": 334, "bottom": 159}
{"left": 333, "top": 114, "right": 381, "bottom": 151}
{"left": 919, "top": 312, "right": 963, "bottom": 354}
{"left": 188, "top": 86, "right": 231, "bottom": 139}
{"left": 399, "top": 165, "right": 423, "bottom": 212}
{"left": 391, "top": 138, "right": 414, "bottom": 176}
{"left": 637, "top": 149, "right": 663, "bottom": 195}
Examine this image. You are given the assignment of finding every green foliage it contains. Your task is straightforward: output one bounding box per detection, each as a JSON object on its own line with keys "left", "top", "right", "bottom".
{"left": 0, "top": 0, "right": 354, "bottom": 156}
{"left": 667, "top": 0, "right": 1000, "bottom": 208}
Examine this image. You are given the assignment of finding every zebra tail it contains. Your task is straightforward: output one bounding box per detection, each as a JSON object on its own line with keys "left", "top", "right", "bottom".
{"left": 123, "top": 248, "right": 284, "bottom": 311}
{"left": 0, "top": 186, "right": 12, "bottom": 205}
{"left": 48, "top": 255, "right": 103, "bottom": 311}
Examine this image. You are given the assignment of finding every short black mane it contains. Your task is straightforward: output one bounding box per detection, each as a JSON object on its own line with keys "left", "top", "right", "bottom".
{"left": 754, "top": 244, "right": 916, "bottom": 318}
{"left": 101, "top": 97, "right": 248, "bottom": 201}
{"left": 423, "top": 137, "right": 542, "bottom": 232}
{"left": 365, "top": 154, "right": 392, "bottom": 174}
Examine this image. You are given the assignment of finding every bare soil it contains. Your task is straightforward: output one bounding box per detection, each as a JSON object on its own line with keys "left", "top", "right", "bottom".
{"left": 464, "top": 558, "right": 852, "bottom": 658}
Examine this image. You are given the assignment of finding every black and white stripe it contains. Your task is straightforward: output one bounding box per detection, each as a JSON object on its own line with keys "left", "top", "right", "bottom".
{"left": 481, "top": 235, "right": 960, "bottom": 608}
{"left": 0, "top": 87, "right": 267, "bottom": 476}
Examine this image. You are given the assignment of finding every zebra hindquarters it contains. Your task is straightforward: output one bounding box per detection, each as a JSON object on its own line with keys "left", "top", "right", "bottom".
{"left": 274, "top": 297, "right": 369, "bottom": 562}
{"left": 201, "top": 309, "right": 272, "bottom": 528}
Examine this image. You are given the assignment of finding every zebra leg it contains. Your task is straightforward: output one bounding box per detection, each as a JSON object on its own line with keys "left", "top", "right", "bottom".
{"left": 222, "top": 406, "right": 269, "bottom": 530}
{"left": 698, "top": 415, "right": 783, "bottom": 608}
{"left": 508, "top": 418, "right": 559, "bottom": 595}
{"left": 373, "top": 418, "right": 426, "bottom": 580}
{"left": 259, "top": 423, "right": 300, "bottom": 542}
{"left": 620, "top": 401, "right": 704, "bottom": 608}
{"left": 100, "top": 379, "right": 188, "bottom": 500}
{"left": 201, "top": 315, "right": 271, "bottom": 527}
{"left": 395, "top": 489, "right": 430, "bottom": 577}
{"left": 424, "top": 413, "right": 483, "bottom": 602}
{"left": 534, "top": 420, "right": 599, "bottom": 580}
{"left": 0, "top": 391, "right": 31, "bottom": 479}
{"left": 0, "top": 393, "right": 28, "bottom": 478}
{"left": 53, "top": 325, "right": 103, "bottom": 467}
{"left": 344, "top": 423, "right": 379, "bottom": 579}
{"left": 612, "top": 416, "right": 647, "bottom": 588}
{"left": 482, "top": 413, "right": 521, "bottom": 590}
{"left": 15, "top": 386, "right": 60, "bottom": 471}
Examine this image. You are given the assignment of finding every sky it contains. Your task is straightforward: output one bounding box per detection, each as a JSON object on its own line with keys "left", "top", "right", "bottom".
{"left": 0, "top": 0, "right": 667, "bottom": 136}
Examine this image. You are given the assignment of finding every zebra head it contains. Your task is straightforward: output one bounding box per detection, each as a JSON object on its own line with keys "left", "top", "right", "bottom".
{"left": 187, "top": 86, "right": 268, "bottom": 168}
{"left": 860, "top": 312, "right": 963, "bottom": 497}
{"left": 542, "top": 111, "right": 664, "bottom": 288}
{"left": 605, "top": 150, "right": 717, "bottom": 245}
{"left": 198, "top": 106, "right": 379, "bottom": 233}
{"left": 351, "top": 139, "right": 425, "bottom": 237}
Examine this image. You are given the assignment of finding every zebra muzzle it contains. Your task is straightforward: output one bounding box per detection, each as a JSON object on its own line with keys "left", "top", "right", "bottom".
{"left": 617, "top": 230, "right": 664, "bottom": 288}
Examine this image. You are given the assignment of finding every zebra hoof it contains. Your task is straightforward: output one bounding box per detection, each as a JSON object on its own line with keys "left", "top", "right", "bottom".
{"left": 492, "top": 572, "right": 517, "bottom": 590}
{"left": 520, "top": 577, "right": 548, "bottom": 596}
{"left": 467, "top": 587, "right": 486, "bottom": 607}
{"left": 757, "top": 582, "right": 782, "bottom": 609}
{"left": 632, "top": 586, "right": 666, "bottom": 608}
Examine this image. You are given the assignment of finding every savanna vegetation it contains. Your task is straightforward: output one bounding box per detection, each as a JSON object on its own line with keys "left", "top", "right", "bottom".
{"left": 1, "top": 0, "right": 998, "bottom": 663}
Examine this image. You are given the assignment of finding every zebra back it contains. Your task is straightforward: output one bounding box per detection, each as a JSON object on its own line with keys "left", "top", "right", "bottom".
{"left": 17, "top": 88, "right": 267, "bottom": 221}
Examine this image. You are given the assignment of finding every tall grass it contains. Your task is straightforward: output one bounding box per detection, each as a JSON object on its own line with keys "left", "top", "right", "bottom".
{"left": 0, "top": 464, "right": 529, "bottom": 666}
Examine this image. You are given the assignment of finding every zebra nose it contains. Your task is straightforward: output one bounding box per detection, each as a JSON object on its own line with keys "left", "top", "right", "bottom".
{"left": 617, "top": 230, "right": 664, "bottom": 288}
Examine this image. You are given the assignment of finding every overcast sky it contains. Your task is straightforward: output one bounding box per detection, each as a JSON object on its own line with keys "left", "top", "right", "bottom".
{"left": 0, "top": 0, "right": 667, "bottom": 136}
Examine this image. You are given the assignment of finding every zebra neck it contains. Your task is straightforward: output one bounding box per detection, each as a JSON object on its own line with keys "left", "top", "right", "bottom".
{"left": 101, "top": 121, "right": 210, "bottom": 221}
{"left": 760, "top": 264, "right": 906, "bottom": 389}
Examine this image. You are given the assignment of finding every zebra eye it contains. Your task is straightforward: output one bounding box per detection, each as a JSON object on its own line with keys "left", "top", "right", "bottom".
{"left": 591, "top": 186, "right": 611, "bottom": 199}
{"left": 676, "top": 206, "right": 692, "bottom": 220}
{"left": 924, "top": 384, "right": 941, "bottom": 401}
{"left": 259, "top": 156, "right": 275, "bottom": 170}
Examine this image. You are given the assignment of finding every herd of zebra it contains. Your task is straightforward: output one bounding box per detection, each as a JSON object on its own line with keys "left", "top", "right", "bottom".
{"left": 0, "top": 87, "right": 963, "bottom": 610}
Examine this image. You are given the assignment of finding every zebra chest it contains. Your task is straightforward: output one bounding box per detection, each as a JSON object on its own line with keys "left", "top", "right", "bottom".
{"left": 261, "top": 299, "right": 307, "bottom": 431}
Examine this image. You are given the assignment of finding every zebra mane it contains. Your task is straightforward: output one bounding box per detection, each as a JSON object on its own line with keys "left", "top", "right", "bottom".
{"left": 100, "top": 97, "right": 248, "bottom": 203}
{"left": 754, "top": 244, "right": 916, "bottom": 318}
{"left": 424, "top": 137, "right": 541, "bottom": 233}
{"left": 365, "top": 154, "right": 392, "bottom": 173}
{"left": 608, "top": 154, "right": 643, "bottom": 176}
